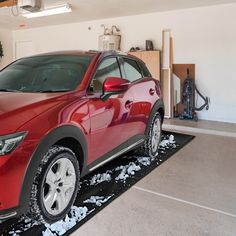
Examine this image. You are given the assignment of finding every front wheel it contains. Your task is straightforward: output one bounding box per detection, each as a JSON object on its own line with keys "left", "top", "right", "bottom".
{"left": 28, "top": 146, "right": 80, "bottom": 223}
{"left": 137, "top": 112, "right": 162, "bottom": 158}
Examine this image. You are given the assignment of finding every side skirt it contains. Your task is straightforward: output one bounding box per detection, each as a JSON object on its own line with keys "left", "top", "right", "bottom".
{"left": 81, "top": 135, "right": 145, "bottom": 177}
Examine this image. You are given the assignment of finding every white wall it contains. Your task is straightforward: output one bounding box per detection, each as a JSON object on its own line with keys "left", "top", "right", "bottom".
{"left": 13, "top": 3, "right": 236, "bottom": 123}
{"left": 0, "top": 28, "right": 13, "bottom": 69}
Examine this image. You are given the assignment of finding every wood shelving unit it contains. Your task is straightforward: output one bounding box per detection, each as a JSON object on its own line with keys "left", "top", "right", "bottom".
{"left": 0, "top": 0, "right": 17, "bottom": 8}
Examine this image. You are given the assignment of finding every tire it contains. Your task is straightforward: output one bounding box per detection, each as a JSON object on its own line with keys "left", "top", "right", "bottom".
{"left": 27, "top": 146, "right": 80, "bottom": 223}
{"left": 137, "top": 112, "right": 162, "bottom": 158}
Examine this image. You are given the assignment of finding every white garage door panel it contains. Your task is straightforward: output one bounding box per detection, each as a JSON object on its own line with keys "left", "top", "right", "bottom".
{"left": 15, "top": 41, "right": 34, "bottom": 59}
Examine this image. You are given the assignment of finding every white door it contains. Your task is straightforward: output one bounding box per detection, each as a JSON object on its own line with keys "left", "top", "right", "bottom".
{"left": 15, "top": 41, "right": 34, "bottom": 59}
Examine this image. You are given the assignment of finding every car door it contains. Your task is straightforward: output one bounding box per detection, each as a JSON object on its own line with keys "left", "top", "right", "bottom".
{"left": 120, "top": 57, "right": 158, "bottom": 134}
{"left": 87, "top": 57, "right": 135, "bottom": 164}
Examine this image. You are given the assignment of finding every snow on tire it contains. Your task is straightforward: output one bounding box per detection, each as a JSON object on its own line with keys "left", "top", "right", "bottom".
{"left": 137, "top": 112, "right": 162, "bottom": 158}
{"left": 27, "top": 145, "right": 80, "bottom": 224}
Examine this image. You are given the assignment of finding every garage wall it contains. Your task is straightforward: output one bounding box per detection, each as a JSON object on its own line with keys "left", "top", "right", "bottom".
{"left": 0, "top": 28, "right": 13, "bottom": 69}
{"left": 12, "top": 3, "right": 236, "bottom": 123}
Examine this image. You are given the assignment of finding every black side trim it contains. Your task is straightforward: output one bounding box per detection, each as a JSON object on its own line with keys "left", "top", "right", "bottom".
{"left": 0, "top": 207, "right": 20, "bottom": 220}
{"left": 18, "top": 125, "right": 88, "bottom": 213}
{"left": 83, "top": 134, "right": 145, "bottom": 176}
{"left": 145, "top": 99, "right": 165, "bottom": 135}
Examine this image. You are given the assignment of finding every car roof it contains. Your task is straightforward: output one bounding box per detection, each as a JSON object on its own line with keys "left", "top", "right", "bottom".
{"left": 28, "top": 50, "right": 128, "bottom": 58}
{"left": 21, "top": 50, "right": 144, "bottom": 66}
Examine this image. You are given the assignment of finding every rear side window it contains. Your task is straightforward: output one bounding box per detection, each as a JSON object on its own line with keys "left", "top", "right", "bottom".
{"left": 90, "top": 57, "right": 121, "bottom": 92}
{"left": 138, "top": 61, "right": 152, "bottom": 77}
{"left": 122, "top": 58, "right": 142, "bottom": 82}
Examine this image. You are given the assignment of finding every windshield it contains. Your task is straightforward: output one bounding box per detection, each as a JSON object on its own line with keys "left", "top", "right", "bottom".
{"left": 0, "top": 55, "right": 92, "bottom": 93}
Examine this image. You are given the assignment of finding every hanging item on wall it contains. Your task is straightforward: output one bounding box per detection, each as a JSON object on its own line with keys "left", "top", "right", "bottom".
{"left": 0, "top": 41, "right": 3, "bottom": 58}
{"left": 99, "top": 25, "right": 121, "bottom": 51}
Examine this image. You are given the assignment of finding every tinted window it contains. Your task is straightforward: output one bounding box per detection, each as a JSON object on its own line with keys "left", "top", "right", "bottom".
{"left": 123, "top": 58, "right": 142, "bottom": 82}
{"left": 0, "top": 55, "right": 92, "bottom": 93}
{"left": 90, "top": 57, "right": 121, "bottom": 92}
{"left": 138, "top": 61, "right": 151, "bottom": 77}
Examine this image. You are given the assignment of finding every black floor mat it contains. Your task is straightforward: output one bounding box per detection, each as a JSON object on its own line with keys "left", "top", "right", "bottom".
{"left": 0, "top": 131, "right": 194, "bottom": 236}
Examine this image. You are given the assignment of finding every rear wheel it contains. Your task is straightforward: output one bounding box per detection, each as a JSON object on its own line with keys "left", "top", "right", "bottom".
{"left": 137, "top": 112, "right": 162, "bottom": 158}
{"left": 28, "top": 146, "right": 80, "bottom": 223}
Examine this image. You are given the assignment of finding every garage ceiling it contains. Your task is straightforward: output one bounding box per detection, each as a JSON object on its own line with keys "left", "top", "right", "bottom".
{"left": 0, "top": 0, "right": 235, "bottom": 29}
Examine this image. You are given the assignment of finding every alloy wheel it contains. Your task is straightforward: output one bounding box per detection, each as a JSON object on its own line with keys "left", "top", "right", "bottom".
{"left": 42, "top": 158, "right": 76, "bottom": 216}
{"left": 151, "top": 117, "right": 161, "bottom": 153}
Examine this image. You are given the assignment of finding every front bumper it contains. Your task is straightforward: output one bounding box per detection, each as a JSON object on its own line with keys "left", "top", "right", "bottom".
{"left": 0, "top": 141, "right": 34, "bottom": 218}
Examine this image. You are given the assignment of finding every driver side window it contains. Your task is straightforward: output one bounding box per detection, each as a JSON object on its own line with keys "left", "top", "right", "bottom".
{"left": 90, "top": 57, "right": 121, "bottom": 93}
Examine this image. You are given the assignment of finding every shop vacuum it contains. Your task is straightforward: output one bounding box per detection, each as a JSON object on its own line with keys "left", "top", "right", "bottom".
{"left": 179, "top": 69, "right": 209, "bottom": 121}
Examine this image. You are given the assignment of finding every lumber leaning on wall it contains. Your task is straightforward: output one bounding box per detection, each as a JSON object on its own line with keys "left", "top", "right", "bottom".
{"left": 161, "top": 30, "right": 173, "bottom": 118}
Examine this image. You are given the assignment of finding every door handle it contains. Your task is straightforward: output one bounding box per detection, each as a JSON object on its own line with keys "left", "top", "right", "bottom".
{"left": 149, "top": 88, "right": 155, "bottom": 95}
{"left": 125, "top": 100, "right": 133, "bottom": 109}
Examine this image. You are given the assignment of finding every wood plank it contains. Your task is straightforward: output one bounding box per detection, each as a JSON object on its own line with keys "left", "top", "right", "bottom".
{"left": 173, "top": 64, "right": 195, "bottom": 81}
{"left": 129, "top": 51, "right": 161, "bottom": 80}
{"left": 170, "top": 37, "right": 174, "bottom": 118}
{"left": 161, "top": 30, "right": 173, "bottom": 118}
{"left": 141, "top": 51, "right": 160, "bottom": 80}
{"left": 128, "top": 51, "right": 142, "bottom": 60}
{"left": 162, "top": 70, "right": 170, "bottom": 116}
{"left": 0, "top": 0, "right": 17, "bottom": 8}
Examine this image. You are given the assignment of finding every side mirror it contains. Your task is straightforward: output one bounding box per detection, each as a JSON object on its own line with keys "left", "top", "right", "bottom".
{"left": 101, "top": 77, "right": 130, "bottom": 100}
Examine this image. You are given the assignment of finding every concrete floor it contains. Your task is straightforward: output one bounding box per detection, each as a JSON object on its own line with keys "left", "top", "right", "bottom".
{"left": 72, "top": 121, "right": 236, "bottom": 236}
{"left": 164, "top": 119, "right": 236, "bottom": 133}
{"left": 163, "top": 119, "right": 236, "bottom": 137}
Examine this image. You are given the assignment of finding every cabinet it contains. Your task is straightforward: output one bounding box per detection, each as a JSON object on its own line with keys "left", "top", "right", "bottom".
{"left": 128, "top": 51, "right": 161, "bottom": 80}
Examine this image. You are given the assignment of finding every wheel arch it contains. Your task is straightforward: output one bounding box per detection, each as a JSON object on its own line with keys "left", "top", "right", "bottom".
{"left": 19, "top": 125, "right": 88, "bottom": 212}
{"left": 145, "top": 99, "right": 165, "bottom": 135}
{"left": 55, "top": 137, "right": 84, "bottom": 173}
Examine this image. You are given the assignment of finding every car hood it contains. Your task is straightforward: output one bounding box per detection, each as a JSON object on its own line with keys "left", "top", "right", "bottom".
{"left": 0, "top": 92, "right": 68, "bottom": 135}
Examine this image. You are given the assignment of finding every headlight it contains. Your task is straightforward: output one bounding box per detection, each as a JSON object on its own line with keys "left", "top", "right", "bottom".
{"left": 0, "top": 132, "right": 27, "bottom": 156}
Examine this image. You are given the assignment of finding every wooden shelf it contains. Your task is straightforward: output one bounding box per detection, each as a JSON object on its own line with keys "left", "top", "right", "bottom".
{"left": 129, "top": 51, "right": 161, "bottom": 81}
{"left": 0, "top": 0, "right": 17, "bottom": 8}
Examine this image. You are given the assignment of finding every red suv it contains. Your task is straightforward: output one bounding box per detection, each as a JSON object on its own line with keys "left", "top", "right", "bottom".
{"left": 0, "top": 50, "right": 164, "bottom": 223}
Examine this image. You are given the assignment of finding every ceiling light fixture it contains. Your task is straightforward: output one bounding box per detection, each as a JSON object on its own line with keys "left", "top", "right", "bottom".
{"left": 22, "top": 3, "right": 72, "bottom": 18}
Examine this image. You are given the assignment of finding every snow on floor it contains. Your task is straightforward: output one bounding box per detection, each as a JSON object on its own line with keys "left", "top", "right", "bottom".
{"left": 8, "top": 217, "right": 40, "bottom": 236}
{"left": 113, "top": 135, "right": 177, "bottom": 182}
{"left": 43, "top": 206, "right": 89, "bottom": 236}
{"left": 3, "top": 134, "right": 177, "bottom": 236}
{"left": 90, "top": 171, "right": 112, "bottom": 186}
{"left": 84, "top": 195, "right": 114, "bottom": 207}
{"left": 43, "top": 195, "right": 114, "bottom": 236}
{"left": 137, "top": 156, "right": 153, "bottom": 166}
{"left": 159, "top": 134, "right": 176, "bottom": 148}
{"left": 115, "top": 162, "right": 141, "bottom": 183}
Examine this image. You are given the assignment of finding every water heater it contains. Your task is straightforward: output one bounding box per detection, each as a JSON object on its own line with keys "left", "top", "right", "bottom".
{"left": 99, "top": 35, "right": 121, "bottom": 51}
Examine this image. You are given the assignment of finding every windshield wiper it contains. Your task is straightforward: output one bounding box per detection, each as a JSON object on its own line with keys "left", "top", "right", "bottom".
{"left": 0, "top": 89, "right": 21, "bottom": 92}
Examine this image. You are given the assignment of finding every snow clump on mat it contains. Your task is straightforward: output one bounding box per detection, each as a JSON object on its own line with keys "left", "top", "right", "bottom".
{"left": 84, "top": 195, "right": 113, "bottom": 207}
{"left": 159, "top": 134, "right": 175, "bottom": 148}
{"left": 90, "top": 172, "right": 112, "bottom": 186}
{"left": 43, "top": 206, "right": 88, "bottom": 236}
{"left": 115, "top": 162, "right": 141, "bottom": 182}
